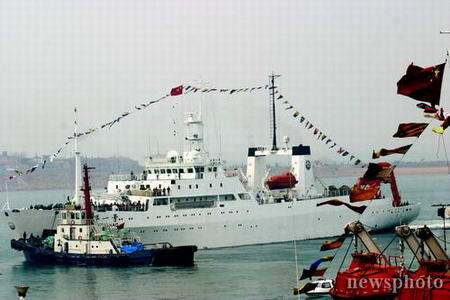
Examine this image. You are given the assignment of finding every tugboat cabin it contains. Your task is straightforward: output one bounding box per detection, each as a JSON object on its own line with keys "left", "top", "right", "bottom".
{"left": 55, "top": 209, "right": 119, "bottom": 255}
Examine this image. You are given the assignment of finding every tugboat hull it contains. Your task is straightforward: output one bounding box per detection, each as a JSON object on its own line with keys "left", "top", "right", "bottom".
{"left": 11, "top": 239, "right": 197, "bottom": 267}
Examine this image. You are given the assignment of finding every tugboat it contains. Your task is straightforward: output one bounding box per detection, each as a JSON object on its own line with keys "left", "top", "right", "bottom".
{"left": 10, "top": 164, "right": 197, "bottom": 266}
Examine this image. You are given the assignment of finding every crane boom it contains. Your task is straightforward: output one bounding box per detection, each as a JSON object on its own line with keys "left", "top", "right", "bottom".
{"left": 395, "top": 225, "right": 431, "bottom": 261}
{"left": 415, "top": 226, "right": 449, "bottom": 261}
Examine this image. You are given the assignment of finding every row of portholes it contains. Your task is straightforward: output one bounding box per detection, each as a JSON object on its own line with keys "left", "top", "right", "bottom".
{"left": 128, "top": 209, "right": 253, "bottom": 221}
{"left": 147, "top": 212, "right": 214, "bottom": 220}
{"left": 225, "top": 224, "right": 258, "bottom": 228}
{"left": 153, "top": 226, "right": 204, "bottom": 233}
{"left": 150, "top": 223, "right": 259, "bottom": 233}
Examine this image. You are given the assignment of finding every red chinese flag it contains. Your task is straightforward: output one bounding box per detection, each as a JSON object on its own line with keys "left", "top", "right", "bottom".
{"left": 397, "top": 63, "right": 445, "bottom": 106}
{"left": 170, "top": 85, "right": 183, "bottom": 96}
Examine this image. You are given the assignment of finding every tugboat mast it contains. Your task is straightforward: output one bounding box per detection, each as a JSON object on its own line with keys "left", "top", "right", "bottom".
{"left": 82, "top": 164, "right": 94, "bottom": 224}
{"left": 269, "top": 73, "right": 281, "bottom": 151}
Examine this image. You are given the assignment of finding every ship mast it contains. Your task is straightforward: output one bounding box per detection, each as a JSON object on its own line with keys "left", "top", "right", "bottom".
{"left": 82, "top": 164, "right": 94, "bottom": 224}
{"left": 269, "top": 73, "right": 281, "bottom": 151}
{"left": 73, "top": 107, "right": 82, "bottom": 206}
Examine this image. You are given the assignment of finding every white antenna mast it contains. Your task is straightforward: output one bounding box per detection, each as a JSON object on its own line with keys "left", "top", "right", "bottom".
{"left": 73, "top": 107, "right": 82, "bottom": 206}
{"left": 1, "top": 181, "right": 10, "bottom": 211}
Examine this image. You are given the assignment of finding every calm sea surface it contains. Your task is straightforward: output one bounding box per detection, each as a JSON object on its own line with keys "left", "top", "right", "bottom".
{"left": 0, "top": 174, "right": 448, "bottom": 300}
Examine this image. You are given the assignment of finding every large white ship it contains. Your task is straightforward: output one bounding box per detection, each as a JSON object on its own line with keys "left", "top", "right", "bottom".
{"left": 4, "top": 77, "right": 420, "bottom": 249}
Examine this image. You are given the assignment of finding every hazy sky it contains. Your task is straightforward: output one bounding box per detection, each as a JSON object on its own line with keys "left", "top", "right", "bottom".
{"left": 1, "top": 0, "right": 449, "bottom": 165}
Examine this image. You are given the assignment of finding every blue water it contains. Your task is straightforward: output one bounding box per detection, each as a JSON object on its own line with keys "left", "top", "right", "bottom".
{"left": 0, "top": 174, "right": 448, "bottom": 300}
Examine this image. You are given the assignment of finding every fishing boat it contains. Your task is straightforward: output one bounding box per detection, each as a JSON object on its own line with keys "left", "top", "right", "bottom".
{"left": 3, "top": 74, "right": 420, "bottom": 249}
{"left": 10, "top": 164, "right": 197, "bottom": 266}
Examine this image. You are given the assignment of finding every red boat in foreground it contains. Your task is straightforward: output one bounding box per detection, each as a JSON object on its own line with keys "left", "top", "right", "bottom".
{"left": 330, "top": 222, "right": 403, "bottom": 300}
{"left": 394, "top": 226, "right": 450, "bottom": 300}
{"left": 331, "top": 222, "right": 450, "bottom": 300}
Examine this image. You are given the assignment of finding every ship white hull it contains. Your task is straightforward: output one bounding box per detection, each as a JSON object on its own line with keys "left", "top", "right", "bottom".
{"left": 4, "top": 196, "right": 420, "bottom": 249}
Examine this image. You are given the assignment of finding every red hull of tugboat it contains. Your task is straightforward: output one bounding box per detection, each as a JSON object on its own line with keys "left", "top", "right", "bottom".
{"left": 266, "top": 173, "right": 298, "bottom": 190}
{"left": 330, "top": 253, "right": 401, "bottom": 300}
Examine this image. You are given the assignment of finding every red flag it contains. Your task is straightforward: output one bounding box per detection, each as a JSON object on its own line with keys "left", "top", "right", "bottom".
{"left": 397, "top": 63, "right": 445, "bottom": 106}
{"left": 116, "top": 222, "right": 125, "bottom": 230}
{"left": 170, "top": 85, "right": 183, "bottom": 96}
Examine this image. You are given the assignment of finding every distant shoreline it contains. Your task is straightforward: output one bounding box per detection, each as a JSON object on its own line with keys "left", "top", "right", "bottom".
{"left": 315, "top": 165, "right": 449, "bottom": 178}
{"left": 1, "top": 165, "right": 448, "bottom": 192}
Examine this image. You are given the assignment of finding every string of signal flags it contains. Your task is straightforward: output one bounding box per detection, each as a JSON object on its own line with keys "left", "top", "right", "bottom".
{"left": 280, "top": 99, "right": 366, "bottom": 167}
{"left": 7, "top": 83, "right": 269, "bottom": 180}
{"left": 279, "top": 61, "right": 448, "bottom": 173}
{"left": 9, "top": 62, "right": 449, "bottom": 180}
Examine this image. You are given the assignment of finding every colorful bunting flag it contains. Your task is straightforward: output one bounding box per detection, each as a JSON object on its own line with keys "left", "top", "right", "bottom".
{"left": 372, "top": 144, "right": 412, "bottom": 159}
{"left": 363, "top": 163, "right": 394, "bottom": 181}
{"left": 299, "top": 268, "right": 328, "bottom": 281}
{"left": 320, "top": 235, "right": 346, "bottom": 251}
{"left": 10, "top": 81, "right": 268, "bottom": 180}
{"left": 170, "top": 85, "right": 183, "bottom": 96}
{"left": 393, "top": 123, "right": 428, "bottom": 138}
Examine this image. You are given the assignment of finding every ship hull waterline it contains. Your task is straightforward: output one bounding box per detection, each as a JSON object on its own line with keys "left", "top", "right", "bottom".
{"left": 4, "top": 196, "right": 420, "bottom": 249}
{"left": 10, "top": 239, "right": 197, "bottom": 266}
